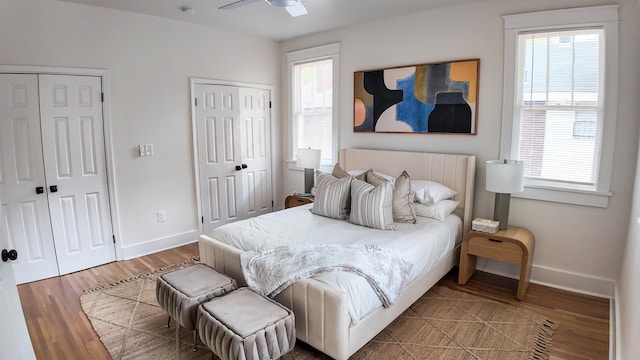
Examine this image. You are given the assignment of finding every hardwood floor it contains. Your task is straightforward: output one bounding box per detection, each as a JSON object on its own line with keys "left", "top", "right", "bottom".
{"left": 439, "top": 270, "right": 610, "bottom": 360}
{"left": 18, "top": 243, "right": 609, "bottom": 359}
{"left": 18, "top": 243, "right": 200, "bottom": 360}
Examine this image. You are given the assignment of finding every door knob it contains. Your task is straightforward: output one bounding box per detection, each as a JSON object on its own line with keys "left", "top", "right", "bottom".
{"left": 50, "top": 185, "right": 58, "bottom": 193}
{"left": 241, "top": 164, "right": 248, "bottom": 169}
{"left": 36, "top": 186, "right": 44, "bottom": 194}
{"left": 2, "top": 249, "right": 18, "bottom": 262}
{"left": 235, "top": 165, "right": 242, "bottom": 171}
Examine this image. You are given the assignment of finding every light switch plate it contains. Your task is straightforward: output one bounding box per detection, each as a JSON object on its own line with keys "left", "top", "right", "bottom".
{"left": 144, "top": 144, "right": 153, "bottom": 156}
{"left": 138, "top": 144, "right": 153, "bottom": 157}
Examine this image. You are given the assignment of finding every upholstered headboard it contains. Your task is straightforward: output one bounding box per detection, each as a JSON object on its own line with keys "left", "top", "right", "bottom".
{"left": 338, "top": 148, "right": 476, "bottom": 234}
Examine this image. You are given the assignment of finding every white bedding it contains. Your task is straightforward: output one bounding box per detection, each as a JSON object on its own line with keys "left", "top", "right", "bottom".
{"left": 208, "top": 204, "right": 461, "bottom": 324}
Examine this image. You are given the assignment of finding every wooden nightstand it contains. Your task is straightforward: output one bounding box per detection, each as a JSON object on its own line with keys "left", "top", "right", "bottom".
{"left": 285, "top": 194, "right": 313, "bottom": 209}
{"left": 458, "top": 225, "right": 535, "bottom": 300}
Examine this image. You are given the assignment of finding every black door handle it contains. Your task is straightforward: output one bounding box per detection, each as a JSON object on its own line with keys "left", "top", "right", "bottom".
{"left": 2, "top": 249, "right": 18, "bottom": 262}
{"left": 36, "top": 186, "right": 44, "bottom": 194}
{"left": 241, "top": 164, "right": 248, "bottom": 169}
{"left": 50, "top": 185, "right": 58, "bottom": 193}
{"left": 235, "top": 165, "right": 242, "bottom": 171}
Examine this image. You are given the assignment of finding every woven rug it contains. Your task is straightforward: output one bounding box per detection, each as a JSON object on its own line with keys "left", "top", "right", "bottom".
{"left": 81, "top": 260, "right": 558, "bottom": 360}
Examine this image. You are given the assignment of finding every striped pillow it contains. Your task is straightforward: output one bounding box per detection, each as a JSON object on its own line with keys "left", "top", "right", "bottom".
{"left": 311, "top": 173, "right": 352, "bottom": 219}
{"left": 349, "top": 179, "right": 394, "bottom": 230}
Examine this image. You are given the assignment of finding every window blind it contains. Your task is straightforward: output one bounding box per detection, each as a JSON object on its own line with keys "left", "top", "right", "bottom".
{"left": 293, "top": 58, "right": 333, "bottom": 164}
{"left": 515, "top": 28, "right": 603, "bottom": 186}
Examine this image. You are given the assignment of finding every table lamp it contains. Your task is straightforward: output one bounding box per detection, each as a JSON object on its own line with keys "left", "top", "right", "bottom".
{"left": 486, "top": 159, "right": 524, "bottom": 230}
{"left": 296, "top": 148, "right": 321, "bottom": 194}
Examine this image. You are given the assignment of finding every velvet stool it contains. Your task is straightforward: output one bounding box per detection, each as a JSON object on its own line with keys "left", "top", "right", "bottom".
{"left": 156, "top": 263, "right": 237, "bottom": 350}
{"left": 196, "top": 287, "right": 296, "bottom": 360}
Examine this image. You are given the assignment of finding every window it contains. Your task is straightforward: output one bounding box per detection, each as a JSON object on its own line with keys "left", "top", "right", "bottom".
{"left": 287, "top": 43, "right": 340, "bottom": 166}
{"left": 501, "top": 6, "right": 618, "bottom": 207}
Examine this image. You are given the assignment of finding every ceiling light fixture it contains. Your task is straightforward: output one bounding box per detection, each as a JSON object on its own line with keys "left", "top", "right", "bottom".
{"left": 266, "top": 0, "right": 300, "bottom": 7}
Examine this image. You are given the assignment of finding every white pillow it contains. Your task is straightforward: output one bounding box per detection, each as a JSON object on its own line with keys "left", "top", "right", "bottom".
{"left": 411, "top": 200, "right": 460, "bottom": 221}
{"left": 411, "top": 180, "right": 457, "bottom": 204}
{"left": 349, "top": 179, "right": 394, "bottom": 230}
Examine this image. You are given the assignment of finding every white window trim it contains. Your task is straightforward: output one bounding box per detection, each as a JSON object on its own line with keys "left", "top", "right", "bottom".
{"left": 286, "top": 42, "right": 340, "bottom": 172}
{"left": 500, "top": 5, "right": 619, "bottom": 208}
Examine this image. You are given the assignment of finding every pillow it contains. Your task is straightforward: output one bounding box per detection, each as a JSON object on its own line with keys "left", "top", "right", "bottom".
{"left": 353, "top": 169, "right": 372, "bottom": 181}
{"left": 331, "top": 163, "right": 350, "bottom": 178}
{"left": 365, "top": 171, "right": 388, "bottom": 186}
{"left": 411, "top": 180, "right": 457, "bottom": 205}
{"left": 367, "top": 170, "right": 417, "bottom": 223}
{"left": 334, "top": 164, "right": 370, "bottom": 181}
{"left": 349, "top": 179, "right": 394, "bottom": 230}
{"left": 348, "top": 169, "right": 390, "bottom": 182}
{"left": 392, "top": 171, "right": 417, "bottom": 223}
{"left": 411, "top": 200, "right": 460, "bottom": 221}
{"left": 311, "top": 173, "right": 353, "bottom": 220}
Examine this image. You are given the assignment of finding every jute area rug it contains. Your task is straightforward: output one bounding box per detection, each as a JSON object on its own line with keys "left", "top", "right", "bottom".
{"left": 81, "top": 260, "right": 558, "bottom": 360}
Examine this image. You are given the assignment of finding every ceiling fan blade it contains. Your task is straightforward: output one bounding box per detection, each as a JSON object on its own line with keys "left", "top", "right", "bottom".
{"left": 285, "top": 2, "right": 307, "bottom": 17}
{"left": 219, "top": 0, "right": 260, "bottom": 10}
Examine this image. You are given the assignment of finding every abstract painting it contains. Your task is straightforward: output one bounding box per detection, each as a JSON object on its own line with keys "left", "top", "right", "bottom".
{"left": 354, "top": 59, "right": 479, "bottom": 134}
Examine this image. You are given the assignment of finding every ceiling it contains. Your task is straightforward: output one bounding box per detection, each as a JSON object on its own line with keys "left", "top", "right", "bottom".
{"left": 58, "top": 0, "right": 476, "bottom": 42}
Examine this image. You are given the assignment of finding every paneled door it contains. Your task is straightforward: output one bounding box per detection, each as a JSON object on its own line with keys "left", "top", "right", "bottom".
{"left": 0, "top": 73, "right": 115, "bottom": 283}
{"left": 0, "top": 74, "right": 59, "bottom": 283}
{"left": 194, "top": 83, "right": 272, "bottom": 235}
{"left": 38, "top": 75, "right": 115, "bottom": 275}
{"left": 238, "top": 86, "right": 272, "bottom": 220}
{"left": 0, "top": 194, "right": 36, "bottom": 359}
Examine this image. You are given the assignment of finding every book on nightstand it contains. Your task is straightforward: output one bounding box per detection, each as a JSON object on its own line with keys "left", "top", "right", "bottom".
{"left": 472, "top": 218, "right": 500, "bottom": 233}
{"left": 293, "top": 192, "right": 313, "bottom": 197}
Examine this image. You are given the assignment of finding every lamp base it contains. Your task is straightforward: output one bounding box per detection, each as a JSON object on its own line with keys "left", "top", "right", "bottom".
{"left": 303, "top": 168, "right": 315, "bottom": 194}
{"left": 493, "top": 193, "right": 511, "bottom": 230}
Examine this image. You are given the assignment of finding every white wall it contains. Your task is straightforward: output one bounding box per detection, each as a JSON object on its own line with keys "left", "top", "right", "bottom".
{"left": 617, "top": 139, "right": 640, "bottom": 359}
{"left": 616, "top": 1, "right": 640, "bottom": 356}
{"left": 280, "top": 0, "right": 640, "bottom": 297}
{"left": 0, "top": 0, "right": 281, "bottom": 258}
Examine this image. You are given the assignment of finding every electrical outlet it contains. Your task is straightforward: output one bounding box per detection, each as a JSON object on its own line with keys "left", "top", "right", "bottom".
{"left": 157, "top": 210, "right": 166, "bottom": 222}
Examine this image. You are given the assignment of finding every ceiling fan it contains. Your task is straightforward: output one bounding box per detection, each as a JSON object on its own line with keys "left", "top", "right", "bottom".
{"left": 219, "top": 0, "right": 307, "bottom": 17}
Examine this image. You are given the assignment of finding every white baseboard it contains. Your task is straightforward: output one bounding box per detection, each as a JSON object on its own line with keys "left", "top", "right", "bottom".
{"left": 119, "top": 229, "right": 200, "bottom": 260}
{"left": 478, "top": 259, "right": 615, "bottom": 298}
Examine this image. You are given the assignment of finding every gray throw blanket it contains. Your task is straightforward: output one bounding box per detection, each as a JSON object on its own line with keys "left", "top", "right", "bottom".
{"left": 240, "top": 244, "right": 412, "bottom": 308}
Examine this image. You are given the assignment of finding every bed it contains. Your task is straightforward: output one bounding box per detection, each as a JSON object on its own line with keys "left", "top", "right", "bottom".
{"left": 198, "top": 148, "right": 476, "bottom": 359}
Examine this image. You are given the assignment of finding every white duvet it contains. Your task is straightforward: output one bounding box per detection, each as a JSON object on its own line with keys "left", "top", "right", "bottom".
{"left": 208, "top": 204, "right": 461, "bottom": 324}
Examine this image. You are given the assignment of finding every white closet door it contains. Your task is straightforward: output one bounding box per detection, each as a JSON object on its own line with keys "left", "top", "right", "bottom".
{"left": 238, "top": 87, "right": 272, "bottom": 218}
{"left": 196, "top": 84, "right": 243, "bottom": 234}
{"left": 195, "top": 84, "right": 273, "bottom": 235}
{"left": 0, "top": 194, "right": 36, "bottom": 359}
{"left": 39, "top": 75, "right": 115, "bottom": 275}
{"left": 0, "top": 74, "right": 60, "bottom": 283}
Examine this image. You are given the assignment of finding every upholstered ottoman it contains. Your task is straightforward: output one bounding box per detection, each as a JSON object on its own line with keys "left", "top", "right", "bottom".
{"left": 156, "top": 263, "right": 237, "bottom": 349}
{"left": 197, "top": 288, "right": 296, "bottom": 360}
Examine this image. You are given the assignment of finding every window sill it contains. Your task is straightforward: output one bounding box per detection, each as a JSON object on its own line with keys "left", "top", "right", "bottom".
{"left": 513, "top": 185, "right": 611, "bottom": 208}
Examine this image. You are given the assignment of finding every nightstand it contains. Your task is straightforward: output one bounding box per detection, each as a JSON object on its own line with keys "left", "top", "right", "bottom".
{"left": 284, "top": 194, "right": 313, "bottom": 209}
{"left": 458, "top": 225, "right": 535, "bottom": 300}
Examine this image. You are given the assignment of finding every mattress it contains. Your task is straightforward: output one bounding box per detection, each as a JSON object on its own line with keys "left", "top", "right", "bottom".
{"left": 208, "top": 204, "right": 461, "bottom": 324}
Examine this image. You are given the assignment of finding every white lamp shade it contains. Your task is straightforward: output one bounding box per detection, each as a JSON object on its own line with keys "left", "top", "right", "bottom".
{"left": 486, "top": 160, "right": 524, "bottom": 194}
{"left": 296, "top": 148, "right": 321, "bottom": 169}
